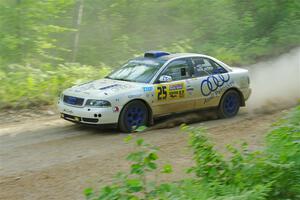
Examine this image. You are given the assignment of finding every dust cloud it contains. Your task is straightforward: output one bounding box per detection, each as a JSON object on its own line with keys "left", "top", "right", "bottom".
{"left": 246, "top": 47, "right": 300, "bottom": 113}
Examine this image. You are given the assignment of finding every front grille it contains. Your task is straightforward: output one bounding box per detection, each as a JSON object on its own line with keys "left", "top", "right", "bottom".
{"left": 62, "top": 113, "right": 81, "bottom": 121}
{"left": 63, "top": 95, "right": 84, "bottom": 106}
{"left": 61, "top": 113, "right": 99, "bottom": 123}
{"left": 82, "top": 118, "right": 99, "bottom": 123}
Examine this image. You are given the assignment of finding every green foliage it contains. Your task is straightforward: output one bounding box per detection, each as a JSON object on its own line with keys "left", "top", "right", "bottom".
{"left": 86, "top": 105, "right": 300, "bottom": 200}
{"left": 182, "top": 125, "right": 229, "bottom": 182}
{"left": 57, "top": 0, "right": 300, "bottom": 66}
{"left": 0, "top": 1, "right": 299, "bottom": 109}
{"left": 179, "top": 106, "right": 300, "bottom": 199}
{"left": 0, "top": 0, "right": 75, "bottom": 64}
{"left": 265, "top": 106, "right": 300, "bottom": 198}
{"left": 0, "top": 63, "right": 110, "bottom": 109}
{"left": 134, "top": 126, "right": 148, "bottom": 133}
{"left": 3, "top": 1, "right": 297, "bottom": 66}
{"left": 85, "top": 138, "right": 171, "bottom": 200}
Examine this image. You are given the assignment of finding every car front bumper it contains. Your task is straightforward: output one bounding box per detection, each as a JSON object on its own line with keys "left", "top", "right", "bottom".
{"left": 58, "top": 100, "right": 120, "bottom": 125}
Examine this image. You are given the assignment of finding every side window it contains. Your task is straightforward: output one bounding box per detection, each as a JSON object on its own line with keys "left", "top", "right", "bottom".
{"left": 161, "top": 59, "right": 190, "bottom": 81}
{"left": 191, "top": 57, "right": 227, "bottom": 77}
{"left": 210, "top": 60, "right": 227, "bottom": 74}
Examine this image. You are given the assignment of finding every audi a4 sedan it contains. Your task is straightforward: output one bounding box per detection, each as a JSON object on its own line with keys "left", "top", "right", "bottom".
{"left": 58, "top": 51, "right": 251, "bottom": 132}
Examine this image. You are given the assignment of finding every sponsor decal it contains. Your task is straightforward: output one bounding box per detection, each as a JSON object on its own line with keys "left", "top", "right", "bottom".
{"left": 143, "top": 86, "right": 153, "bottom": 92}
{"left": 156, "top": 82, "right": 186, "bottom": 101}
{"left": 200, "top": 73, "right": 230, "bottom": 96}
{"left": 187, "top": 85, "right": 194, "bottom": 95}
{"left": 169, "top": 84, "right": 183, "bottom": 90}
{"left": 113, "top": 106, "right": 120, "bottom": 112}
{"left": 203, "top": 80, "right": 234, "bottom": 104}
{"left": 199, "top": 69, "right": 235, "bottom": 104}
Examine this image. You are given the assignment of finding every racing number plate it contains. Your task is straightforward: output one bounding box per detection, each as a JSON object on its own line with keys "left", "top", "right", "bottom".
{"left": 156, "top": 82, "right": 186, "bottom": 101}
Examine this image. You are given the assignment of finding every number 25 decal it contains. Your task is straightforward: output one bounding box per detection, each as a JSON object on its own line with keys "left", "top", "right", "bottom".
{"left": 157, "top": 86, "right": 167, "bottom": 100}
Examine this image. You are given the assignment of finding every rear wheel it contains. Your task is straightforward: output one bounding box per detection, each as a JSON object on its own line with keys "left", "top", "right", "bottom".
{"left": 218, "top": 90, "right": 240, "bottom": 118}
{"left": 119, "top": 100, "right": 149, "bottom": 133}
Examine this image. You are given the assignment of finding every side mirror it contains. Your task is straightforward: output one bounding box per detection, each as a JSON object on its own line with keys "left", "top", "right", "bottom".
{"left": 159, "top": 75, "right": 172, "bottom": 83}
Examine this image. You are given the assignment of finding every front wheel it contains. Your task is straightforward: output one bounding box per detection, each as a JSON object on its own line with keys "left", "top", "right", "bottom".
{"left": 119, "top": 100, "right": 149, "bottom": 133}
{"left": 218, "top": 90, "right": 240, "bottom": 118}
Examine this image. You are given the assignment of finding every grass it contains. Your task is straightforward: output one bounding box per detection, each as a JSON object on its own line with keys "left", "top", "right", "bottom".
{"left": 0, "top": 63, "right": 110, "bottom": 109}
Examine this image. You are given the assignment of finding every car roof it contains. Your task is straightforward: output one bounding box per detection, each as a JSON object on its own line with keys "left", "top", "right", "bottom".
{"left": 158, "top": 53, "right": 206, "bottom": 60}
{"left": 132, "top": 52, "right": 232, "bottom": 72}
{"left": 134, "top": 53, "right": 208, "bottom": 62}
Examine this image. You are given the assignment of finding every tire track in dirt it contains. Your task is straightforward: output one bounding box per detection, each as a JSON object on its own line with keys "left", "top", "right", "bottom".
{"left": 0, "top": 108, "right": 288, "bottom": 200}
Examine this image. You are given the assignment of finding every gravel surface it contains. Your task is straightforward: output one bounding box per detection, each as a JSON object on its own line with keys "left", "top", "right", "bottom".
{"left": 0, "top": 108, "right": 287, "bottom": 200}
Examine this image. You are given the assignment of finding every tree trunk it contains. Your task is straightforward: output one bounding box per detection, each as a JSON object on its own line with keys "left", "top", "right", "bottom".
{"left": 71, "top": 0, "right": 84, "bottom": 62}
{"left": 16, "top": 0, "right": 23, "bottom": 62}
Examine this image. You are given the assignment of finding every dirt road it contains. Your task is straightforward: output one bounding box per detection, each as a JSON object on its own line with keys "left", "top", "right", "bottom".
{"left": 0, "top": 108, "right": 289, "bottom": 200}
{"left": 0, "top": 48, "right": 299, "bottom": 200}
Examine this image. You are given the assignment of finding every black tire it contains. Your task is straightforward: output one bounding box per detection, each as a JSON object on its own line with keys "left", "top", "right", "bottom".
{"left": 119, "top": 100, "right": 149, "bottom": 133}
{"left": 218, "top": 90, "right": 241, "bottom": 118}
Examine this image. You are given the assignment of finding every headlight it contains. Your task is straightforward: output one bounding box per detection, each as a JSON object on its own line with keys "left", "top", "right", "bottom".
{"left": 85, "top": 99, "right": 111, "bottom": 107}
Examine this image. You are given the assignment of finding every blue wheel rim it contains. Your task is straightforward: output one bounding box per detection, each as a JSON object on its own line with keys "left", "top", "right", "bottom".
{"left": 125, "top": 105, "right": 146, "bottom": 129}
{"left": 223, "top": 93, "right": 239, "bottom": 116}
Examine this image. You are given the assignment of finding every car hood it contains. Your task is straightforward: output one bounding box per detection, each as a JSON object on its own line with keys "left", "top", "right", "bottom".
{"left": 64, "top": 78, "right": 148, "bottom": 99}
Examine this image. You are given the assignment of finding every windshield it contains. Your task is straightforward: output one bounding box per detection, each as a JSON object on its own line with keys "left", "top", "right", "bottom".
{"left": 106, "top": 59, "right": 164, "bottom": 83}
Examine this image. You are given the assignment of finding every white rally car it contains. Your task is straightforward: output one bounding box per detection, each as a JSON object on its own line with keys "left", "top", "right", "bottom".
{"left": 58, "top": 51, "right": 251, "bottom": 132}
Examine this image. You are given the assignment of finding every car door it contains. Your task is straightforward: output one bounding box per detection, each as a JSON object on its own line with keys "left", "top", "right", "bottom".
{"left": 189, "top": 57, "right": 231, "bottom": 109}
{"left": 152, "top": 58, "right": 195, "bottom": 116}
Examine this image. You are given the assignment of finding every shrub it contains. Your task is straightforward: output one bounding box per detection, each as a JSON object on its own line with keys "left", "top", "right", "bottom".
{"left": 0, "top": 63, "right": 110, "bottom": 109}
{"left": 85, "top": 105, "right": 300, "bottom": 200}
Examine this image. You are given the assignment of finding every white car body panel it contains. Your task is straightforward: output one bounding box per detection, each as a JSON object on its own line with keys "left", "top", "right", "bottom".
{"left": 58, "top": 53, "right": 251, "bottom": 125}
{"left": 58, "top": 79, "right": 151, "bottom": 124}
